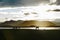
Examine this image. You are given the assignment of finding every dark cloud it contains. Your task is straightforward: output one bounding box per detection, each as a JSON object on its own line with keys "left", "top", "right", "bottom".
{"left": 0, "top": 0, "right": 60, "bottom": 7}
{"left": 56, "top": 0, "right": 60, "bottom": 5}
{"left": 21, "top": 0, "right": 50, "bottom": 6}
{"left": 0, "top": 0, "right": 50, "bottom": 7}
{"left": 0, "top": 0, "right": 22, "bottom": 7}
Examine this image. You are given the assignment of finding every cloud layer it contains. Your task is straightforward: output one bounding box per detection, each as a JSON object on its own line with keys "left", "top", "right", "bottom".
{"left": 0, "top": 0, "right": 50, "bottom": 7}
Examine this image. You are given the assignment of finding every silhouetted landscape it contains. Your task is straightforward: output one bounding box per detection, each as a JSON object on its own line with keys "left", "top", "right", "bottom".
{"left": 0, "top": 20, "right": 60, "bottom": 27}
{"left": 0, "top": 29, "right": 60, "bottom": 40}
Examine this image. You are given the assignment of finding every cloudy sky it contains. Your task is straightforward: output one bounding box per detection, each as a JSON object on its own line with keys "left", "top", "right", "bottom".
{"left": 0, "top": 0, "right": 60, "bottom": 22}
{"left": 0, "top": 0, "right": 50, "bottom": 7}
{"left": 0, "top": 0, "right": 60, "bottom": 7}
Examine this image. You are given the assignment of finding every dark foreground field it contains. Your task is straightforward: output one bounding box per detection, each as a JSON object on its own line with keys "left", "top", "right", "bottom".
{"left": 0, "top": 29, "right": 60, "bottom": 40}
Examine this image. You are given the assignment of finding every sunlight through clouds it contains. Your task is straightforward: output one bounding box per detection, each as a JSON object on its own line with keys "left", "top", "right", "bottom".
{"left": 0, "top": 0, "right": 60, "bottom": 22}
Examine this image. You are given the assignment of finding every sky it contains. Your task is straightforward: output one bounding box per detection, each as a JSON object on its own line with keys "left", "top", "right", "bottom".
{"left": 0, "top": 0, "right": 50, "bottom": 7}
{"left": 0, "top": 0, "right": 60, "bottom": 7}
{"left": 0, "top": 0, "right": 60, "bottom": 22}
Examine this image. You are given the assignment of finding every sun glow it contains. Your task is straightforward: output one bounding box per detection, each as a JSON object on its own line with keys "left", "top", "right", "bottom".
{"left": 19, "top": 4, "right": 57, "bottom": 20}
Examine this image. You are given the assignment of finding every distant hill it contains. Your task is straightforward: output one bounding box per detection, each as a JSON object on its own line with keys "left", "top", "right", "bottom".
{"left": 0, "top": 20, "right": 24, "bottom": 27}
{"left": 0, "top": 20, "right": 56, "bottom": 27}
